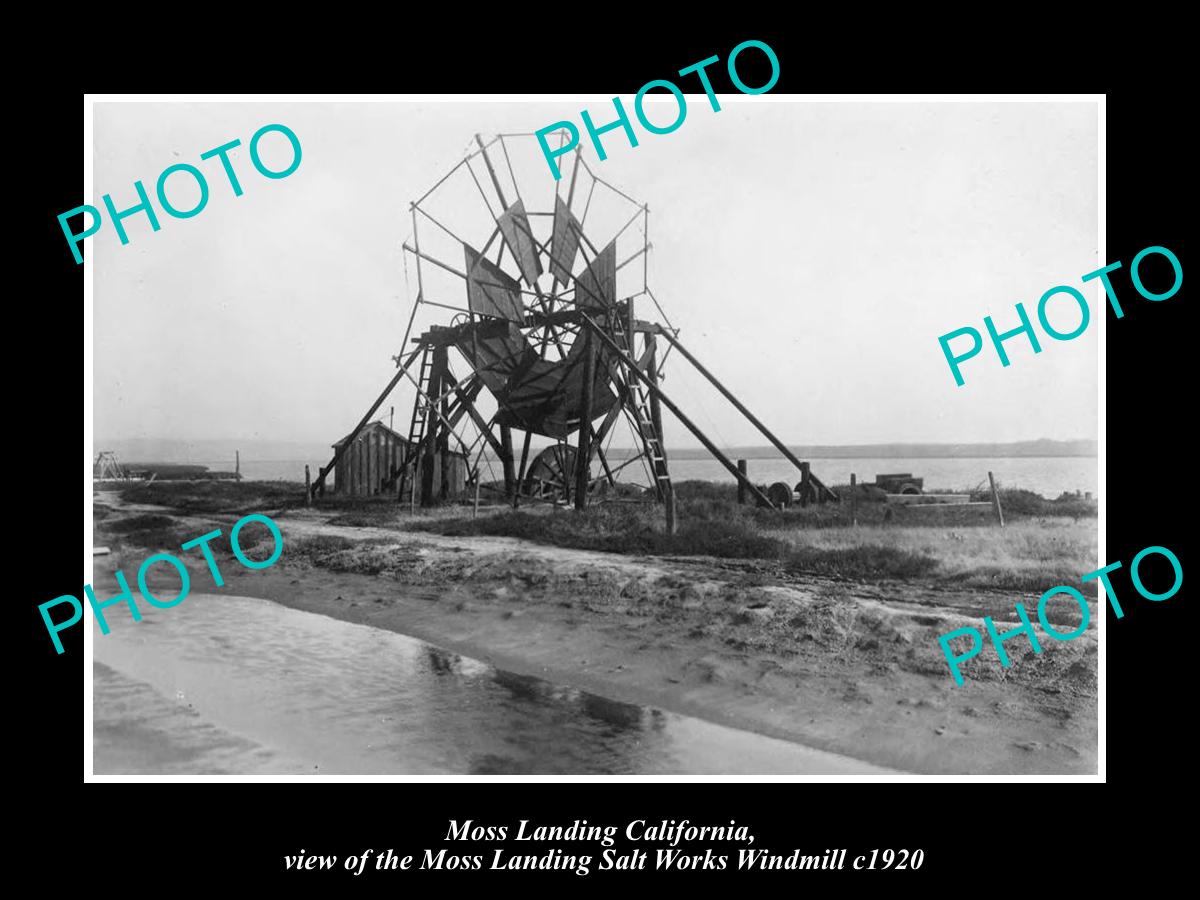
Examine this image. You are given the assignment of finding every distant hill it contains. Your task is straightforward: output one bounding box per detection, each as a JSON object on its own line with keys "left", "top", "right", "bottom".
{"left": 97, "top": 436, "right": 1097, "bottom": 464}
{"left": 608, "top": 439, "right": 1098, "bottom": 460}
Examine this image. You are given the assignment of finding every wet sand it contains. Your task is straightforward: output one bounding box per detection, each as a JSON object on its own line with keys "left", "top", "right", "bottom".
{"left": 92, "top": 498, "right": 1097, "bottom": 775}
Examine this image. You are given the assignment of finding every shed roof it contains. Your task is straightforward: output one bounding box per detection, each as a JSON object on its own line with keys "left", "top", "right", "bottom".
{"left": 331, "top": 419, "right": 469, "bottom": 459}
{"left": 332, "top": 420, "right": 408, "bottom": 448}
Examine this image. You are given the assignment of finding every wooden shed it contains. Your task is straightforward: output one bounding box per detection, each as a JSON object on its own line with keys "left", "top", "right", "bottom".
{"left": 331, "top": 420, "right": 468, "bottom": 500}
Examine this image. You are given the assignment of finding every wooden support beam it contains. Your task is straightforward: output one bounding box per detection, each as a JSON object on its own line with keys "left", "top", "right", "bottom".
{"left": 513, "top": 431, "right": 533, "bottom": 508}
{"left": 989, "top": 471, "right": 1005, "bottom": 527}
{"left": 591, "top": 426, "right": 617, "bottom": 487}
{"left": 475, "top": 133, "right": 510, "bottom": 209}
{"left": 312, "top": 347, "right": 422, "bottom": 497}
{"left": 656, "top": 328, "right": 840, "bottom": 502}
{"left": 647, "top": 333, "right": 676, "bottom": 533}
{"left": 501, "top": 425, "right": 516, "bottom": 497}
{"left": 594, "top": 342, "right": 655, "bottom": 448}
{"left": 580, "top": 314, "right": 774, "bottom": 509}
{"left": 448, "top": 377, "right": 502, "bottom": 458}
{"left": 575, "top": 328, "right": 596, "bottom": 510}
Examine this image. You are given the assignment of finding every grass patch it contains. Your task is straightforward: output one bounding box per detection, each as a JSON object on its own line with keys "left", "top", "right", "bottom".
{"left": 784, "top": 545, "right": 939, "bottom": 580}
{"left": 287, "top": 535, "right": 399, "bottom": 575}
{"left": 326, "top": 508, "right": 400, "bottom": 527}
{"left": 408, "top": 483, "right": 1095, "bottom": 586}
{"left": 410, "top": 506, "right": 785, "bottom": 560}
{"left": 289, "top": 534, "right": 359, "bottom": 564}
{"left": 101, "top": 516, "right": 187, "bottom": 551}
{"left": 949, "top": 564, "right": 1093, "bottom": 595}
{"left": 106, "top": 513, "right": 177, "bottom": 533}
{"left": 97, "top": 511, "right": 282, "bottom": 564}
{"left": 987, "top": 487, "right": 1095, "bottom": 519}
{"left": 118, "top": 480, "right": 307, "bottom": 515}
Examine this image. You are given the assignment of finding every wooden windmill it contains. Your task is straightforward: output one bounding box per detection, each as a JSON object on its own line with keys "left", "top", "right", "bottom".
{"left": 311, "top": 132, "right": 837, "bottom": 528}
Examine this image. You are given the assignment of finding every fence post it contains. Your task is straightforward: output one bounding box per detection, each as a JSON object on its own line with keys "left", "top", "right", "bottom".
{"left": 850, "top": 472, "right": 857, "bottom": 525}
{"left": 305, "top": 465, "right": 312, "bottom": 506}
{"left": 737, "top": 459, "right": 748, "bottom": 505}
{"left": 988, "top": 471, "right": 1005, "bottom": 527}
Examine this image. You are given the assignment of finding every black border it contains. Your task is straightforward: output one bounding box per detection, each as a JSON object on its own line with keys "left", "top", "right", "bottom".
{"left": 22, "top": 22, "right": 1189, "bottom": 887}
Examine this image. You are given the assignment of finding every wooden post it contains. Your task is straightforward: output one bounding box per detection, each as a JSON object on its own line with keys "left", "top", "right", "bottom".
{"left": 657, "top": 329, "right": 838, "bottom": 501}
{"left": 318, "top": 466, "right": 326, "bottom": 497}
{"left": 473, "top": 473, "right": 481, "bottom": 519}
{"left": 501, "top": 425, "right": 516, "bottom": 498}
{"left": 988, "top": 471, "right": 1005, "bottom": 526}
{"left": 850, "top": 473, "right": 857, "bottom": 525}
{"left": 305, "top": 465, "right": 312, "bottom": 506}
{"left": 235, "top": 450, "right": 240, "bottom": 480}
{"left": 575, "top": 329, "right": 596, "bottom": 510}
{"left": 737, "top": 459, "right": 748, "bottom": 505}
{"left": 581, "top": 314, "right": 773, "bottom": 508}
{"left": 513, "top": 431, "right": 533, "bottom": 509}
{"left": 799, "top": 462, "right": 811, "bottom": 508}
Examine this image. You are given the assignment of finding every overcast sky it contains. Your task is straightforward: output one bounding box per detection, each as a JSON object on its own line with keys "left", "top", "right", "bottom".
{"left": 92, "top": 100, "right": 1097, "bottom": 451}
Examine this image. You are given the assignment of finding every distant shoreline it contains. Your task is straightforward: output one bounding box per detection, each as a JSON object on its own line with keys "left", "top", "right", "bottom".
{"left": 98, "top": 438, "right": 1099, "bottom": 465}
{"left": 622, "top": 451, "right": 1098, "bottom": 461}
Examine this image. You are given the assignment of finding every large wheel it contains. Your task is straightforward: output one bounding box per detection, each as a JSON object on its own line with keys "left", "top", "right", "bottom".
{"left": 767, "top": 481, "right": 793, "bottom": 509}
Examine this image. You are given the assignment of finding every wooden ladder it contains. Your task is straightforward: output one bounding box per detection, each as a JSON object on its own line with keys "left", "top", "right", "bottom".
{"left": 610, "top": 311, "right": 671, "bottom": 501}
{"left": 395, "top": 345, "right": 434, "bottom": 507}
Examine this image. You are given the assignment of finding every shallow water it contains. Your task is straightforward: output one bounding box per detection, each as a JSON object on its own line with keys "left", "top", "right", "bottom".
{"left": 93, "top": 594, "right": 894, "bottom": 775}
{"left": 191, "top": 454, "right": 1097, "bottom": 499}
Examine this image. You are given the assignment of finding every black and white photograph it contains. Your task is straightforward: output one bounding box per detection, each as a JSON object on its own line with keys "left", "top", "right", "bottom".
{"left": 85, "top": 96, "right": 1100, "bottom": 777}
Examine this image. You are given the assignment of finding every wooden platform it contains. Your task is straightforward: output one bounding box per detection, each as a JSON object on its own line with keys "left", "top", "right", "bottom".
{"left": 886, "top": 493, "right": 973, "bottom": 506}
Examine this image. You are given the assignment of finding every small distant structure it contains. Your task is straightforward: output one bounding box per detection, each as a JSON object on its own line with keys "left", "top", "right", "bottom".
{"left": 876, "top": 471, "right": 979, "bottom": 510}
{"left": 330, "top": 420, "right": 468, "bottom": 500}
{"left": 874, "top": 473, "right": 924, "bottom": 495}
{"left": 94, "top": 451, "right": 129, "bottom": 482}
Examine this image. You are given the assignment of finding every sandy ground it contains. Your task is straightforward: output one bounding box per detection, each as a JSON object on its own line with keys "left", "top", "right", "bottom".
{"left": 93, "top": 497, "right": 1097, "bottom": 775}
